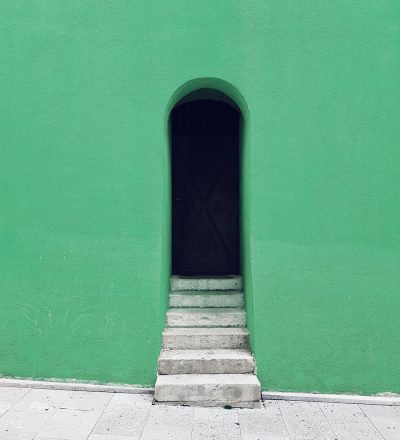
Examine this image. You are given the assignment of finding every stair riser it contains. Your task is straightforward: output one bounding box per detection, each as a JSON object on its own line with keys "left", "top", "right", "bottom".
{"left": 155, "top": 383, "right": 261, "bottom": 405}
{"left": 171, "top": 277, "right": 242, "bottom": 291}
{"left": 155, "top": 400, "right": 260, "bottom": 409}
{"left": 162, "top": 333, "right": 249, "bottom": 350}
{"left": 158, "top": 359, "right": 254, "bottom": 375}
{"left": 167, "top": 312, "right": 245, "bottom": 328}
{"left": 169, "top": 293, "right": 243, "bottom": 308}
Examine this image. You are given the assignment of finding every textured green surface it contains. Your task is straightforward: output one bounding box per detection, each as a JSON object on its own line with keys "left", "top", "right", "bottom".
{"left": 1, "top": 1, "right": 399, "bottom": 393}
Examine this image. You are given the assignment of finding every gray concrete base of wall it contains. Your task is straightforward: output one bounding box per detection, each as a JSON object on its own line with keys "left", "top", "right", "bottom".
{"left": 0, "top": 378, "right": 153, "bottom": 395}
{"left": 1, "top": 378, "right": 399, "bottom": 406}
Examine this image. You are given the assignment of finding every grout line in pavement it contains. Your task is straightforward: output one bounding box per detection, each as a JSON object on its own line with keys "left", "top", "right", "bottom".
{"left": 235, "top": 408, "right": 244, "bottom": 440}
{"left": 318, "top": 401, "right": 339, "bottom": 440}
{"left": 0, "top": 387, "right": 31, "bottom": 420}
{"left": 84, "top": 392, "right": 115, "bottom": 440}
{"left": 358, "top": 404, "right": 386, "bottom": 440}
{"left": 277, "top": 400, "right": 293, "bottom": 440}
{"left": 137, "top": 396, "right": 153, "bottom": 440}
{"left": 32, "top": 390, "right": 75, "bottom": 439}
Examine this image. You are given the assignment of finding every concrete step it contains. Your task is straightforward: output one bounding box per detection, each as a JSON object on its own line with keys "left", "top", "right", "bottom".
{"left": 169, "top": 290, "right": 243, "bottom": 308}
{"left": 158, "top": 349, "right": 254, "bottom": 374}
{"left": 166, "top": 308, "right": 246, "bottom": 328}
{"left": 171, "top": 276, "right": 242, "bottom": 291}
{"left": 154, "top": 374, "right": 261, "bottom": 408}
{"left": 162, "top": 327, "right": 249, "bottom": 350}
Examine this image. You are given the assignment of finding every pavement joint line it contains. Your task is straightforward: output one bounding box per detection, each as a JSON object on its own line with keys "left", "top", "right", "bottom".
{"left": 318, "top": 401, "right": 339, "bottom": 439}
{"left": 277, "top": 400, "right": 292, "bottom": 440}
{"left": 138, "top": 400, "right": 153, "bottom": 440}
{"left": 358, "top": 403, "right": 387, "bottom": 440}
{"left": 0, "top": 386, "right": 31, "bottom": 420}
{"left": 31, "top": 389, "right": 75, "bottom": 440}
{"left": 84, "top": 392, "right": 115, "bottom": 440}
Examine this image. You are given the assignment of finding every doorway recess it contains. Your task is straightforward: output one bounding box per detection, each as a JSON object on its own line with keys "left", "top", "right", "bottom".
{"left": 171, "top": 90, "right": 240, "bottom": 276}
{"left": 154, "top": 87, "right": 260, "bottom": 408}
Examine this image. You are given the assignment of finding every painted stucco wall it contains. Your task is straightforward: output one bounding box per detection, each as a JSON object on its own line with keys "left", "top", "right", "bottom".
{"left": 1, "top": 1, "right": 399, "bottom": 393}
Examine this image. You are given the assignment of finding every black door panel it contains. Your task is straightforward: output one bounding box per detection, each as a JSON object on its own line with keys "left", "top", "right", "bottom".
{"left": 171, "top": 100, "right": 240, "bottom": 275}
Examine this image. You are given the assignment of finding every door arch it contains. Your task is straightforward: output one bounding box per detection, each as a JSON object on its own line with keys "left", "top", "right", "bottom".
{"left": 169, "top": 89, "right": 242, "bottom": 276}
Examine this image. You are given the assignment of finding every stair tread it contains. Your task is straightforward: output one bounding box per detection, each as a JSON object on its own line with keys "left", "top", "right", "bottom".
{"left": 159, "top": 349, "right": 253, "bottom": 360}
{"left": 169, "top": 291, "right": 244, "bottom": 308}
{"left": 167, "top": 308, "right": 246, "bottom": 328}
{"left": 171, "top": 290, "right": 243, "bottom": 296}
{"left": 163, "top": 327, "right": 249, "bottom": 336}
{"left": 171, "top": 276, "right": 242, "bottom": 291}
{"left": 156, "top": 373, "right": 260, "bottom": 386}
{"left": 167, "top": 307, "right": 244, "bottom": 314}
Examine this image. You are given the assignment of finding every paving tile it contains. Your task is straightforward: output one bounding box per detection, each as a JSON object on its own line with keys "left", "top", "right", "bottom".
{"left": 88, "top": 435, "right": 138, "bottom": 440}
{"left": 360, "top": 404, "right": 400, "bottom": 440}
{"left": 238, "top": 401, "right": 290, "bottom": 440}
{"left": 0, "top": 387, "right": 398, "bottom": 440}
{"left": 0, "top": 408, "right": 55, "bottom": 440}
{"left": 193, "top": 406, "right": 239, "bottom": 423}
{"left": 92, "top": 399, "right": 150, "bottom": 438}
{"left": 60, "top": 391, "right": 112, "bottom": 411}
{"left": 278, "top": 400, "right": 336, "bottom": 439}
{"left": 320, "top": 402, "right": 383, "bottom": 440}
{"left": 192, "top": 421, "right": 241, "bottom": 440}
{"left": 13, "top": 388, "right": 69, "bottom": 413}
{"left": 192, "top": 421, "right": 240, "bottom": 438}
{"left": 36, "top": 407, "right": 103, "bottom": 440}
{"left": 140, "top": 405, "right": 194, "bottom": 440}
{"left": 0, "top": 387, "right": 30, "bottom": 416}
{"left": 108, "top": 393, "right": 153, "bottom": 407}
{"left": 192, "top": 407, "right": 241, "bottom": 440}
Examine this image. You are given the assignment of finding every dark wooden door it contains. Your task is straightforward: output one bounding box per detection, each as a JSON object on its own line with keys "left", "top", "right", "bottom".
{"left": 171, "top": 100, "right": 240, "bottom": 275}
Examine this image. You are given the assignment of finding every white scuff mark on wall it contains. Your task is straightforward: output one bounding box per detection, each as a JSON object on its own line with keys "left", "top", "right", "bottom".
{"left": 104, "top": 305, "right": 118, "bottom": 336}
{"left": 69, "top": 313, "right": 89, "bottom": 336}
{"left": 21, "top": 312, "right": 42, "bottom": 335}
{"left": 17, "top": 302, "right": 42, "bottom": 335}
{"left": 47, "top": 308, "right": 54, "bottom": 327}
{"left": 63, "top": 308, "right": 70, "bottom": 327}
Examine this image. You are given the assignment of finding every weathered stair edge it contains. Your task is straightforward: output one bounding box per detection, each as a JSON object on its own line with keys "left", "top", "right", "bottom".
{"left": 166, "top": 308, "right": 246, "bottom": 327}
{"left": 158, "top": 349, "right": 255, "bottom": 374}
{"left": 162, "top": 327, "right": 249, "bottom": 350}
{"left": 155, "top": 374, "right": 261, "bottom": 408}
{"left": 171, "top": 275, "right": 242, "bottom": 291}
{"left": 169, "top": 290, "right": 244, "bottom": 308}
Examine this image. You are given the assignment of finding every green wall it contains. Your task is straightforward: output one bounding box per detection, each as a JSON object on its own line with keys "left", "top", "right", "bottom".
{"left": 1, "top": 1, "right": 399, "bottom": 394}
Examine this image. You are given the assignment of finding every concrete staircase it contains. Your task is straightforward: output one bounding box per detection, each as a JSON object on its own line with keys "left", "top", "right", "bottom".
{"left": 154, "top": 276, "right": 261, "bottom": 408}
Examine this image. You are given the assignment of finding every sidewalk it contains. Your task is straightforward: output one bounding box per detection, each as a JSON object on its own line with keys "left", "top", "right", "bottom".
{"left": 0, "top": 386, "right": 398, "bottom": 440}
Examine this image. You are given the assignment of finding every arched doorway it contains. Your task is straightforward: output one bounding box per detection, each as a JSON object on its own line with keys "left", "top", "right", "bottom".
{"left": 170, "top": 89, "right": 241, "bottom": 276}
